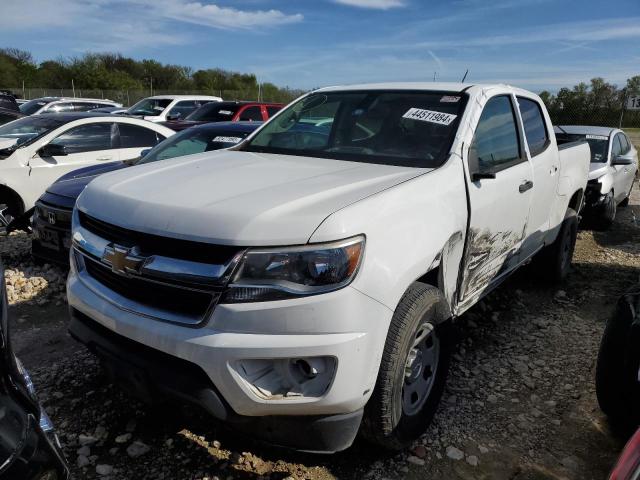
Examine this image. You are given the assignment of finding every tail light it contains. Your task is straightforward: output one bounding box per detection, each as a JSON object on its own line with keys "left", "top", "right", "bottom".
{"left": 610, "top": 428, "right": 640, "bottom": 480}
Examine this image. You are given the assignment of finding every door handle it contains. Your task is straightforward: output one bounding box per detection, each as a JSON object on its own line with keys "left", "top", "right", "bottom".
{"left": 96, "top": 156, "right": 113, "bottom": 161}
{"left": 519, "top": 180, "right": 533, "bottom": 193}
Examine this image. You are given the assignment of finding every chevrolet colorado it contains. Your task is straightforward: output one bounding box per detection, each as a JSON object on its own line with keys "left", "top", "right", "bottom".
{"left": 67, "top": 83, "right": 590, "bottom": 452}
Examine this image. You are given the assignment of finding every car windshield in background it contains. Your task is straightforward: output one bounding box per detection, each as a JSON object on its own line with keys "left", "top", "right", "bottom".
{"left": 137, "top": 128, "right": 250, "bottom": 164}
{"left": 0, "top": 116, "right": 64, "bottom": 146}
{"left": 19, "top": 99, "right": 52, "bottom": 115}
{"left": 185, "top": 103, "right": 241, "bottom": 122}
{"left": 244, "top": 91, "right": 466, "bottom": 168}
{"left": 557, "top": 133, "right": 609, "bottom": 163}
{"left": 127, "top": 98, "right": 172, "bottom": 116}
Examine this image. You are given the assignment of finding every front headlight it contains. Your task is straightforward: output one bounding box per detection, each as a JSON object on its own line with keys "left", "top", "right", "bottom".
{"left": 221, "top": 235, "right": 365, "bottom": 303}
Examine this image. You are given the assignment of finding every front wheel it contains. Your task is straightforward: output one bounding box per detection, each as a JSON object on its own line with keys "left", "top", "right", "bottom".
{"left": 361, "top": 283, "right": 452, "bottom": 450}
{"left": 593, "top": 191, "right": 616, "bottom": 230}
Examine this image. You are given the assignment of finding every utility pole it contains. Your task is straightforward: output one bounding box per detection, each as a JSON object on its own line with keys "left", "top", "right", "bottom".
{"left": 618, "top": 90, "right": 627, "bottom": 129}
{"left": 72, "top": 79, "right": 76, "bottom": 98}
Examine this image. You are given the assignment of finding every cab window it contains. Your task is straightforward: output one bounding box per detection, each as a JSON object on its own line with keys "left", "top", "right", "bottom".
{"left": 239, "top": 106, "right": 263, "bottom": 121}
{"left": 49, "top": 123, "right": 114, "bottom": 153}
{"left": 517, "top": 97, "right": 548, "bottom": 157}
{"left": 470, "top": 96, "right": 521, "bottom": 174}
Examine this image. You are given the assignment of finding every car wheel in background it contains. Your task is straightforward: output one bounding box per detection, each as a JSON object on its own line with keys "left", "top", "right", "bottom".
{"left": 594, "top": 191, "right": 617, "bottom": 230}
{"left": 361, "top": 282, "right": 452, "bottom": 450}
{"left": 596, "top": 284, "right": 640, "bottom": 428}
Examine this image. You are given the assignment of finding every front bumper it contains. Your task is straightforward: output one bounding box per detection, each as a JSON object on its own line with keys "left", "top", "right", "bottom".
{"left": 67, "top": 267, "right": 392, "bottom": 451}
{"left": 31, "top": 204, "right": 73, "bottom": 267}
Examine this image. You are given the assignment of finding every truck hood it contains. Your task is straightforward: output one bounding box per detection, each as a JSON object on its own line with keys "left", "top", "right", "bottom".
{"left": 46, "top": 162, "right": 129, "bottom": 201}
{"left": 588, "top": 162, "right": 610, "bottom": 181}
{"left": 78, "top": 150, "right": 428, "bottom": 245}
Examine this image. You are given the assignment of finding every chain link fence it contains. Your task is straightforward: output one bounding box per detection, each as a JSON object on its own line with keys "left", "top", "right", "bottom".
{"left": 545, "top": 103, "right": 640, "bottom": 129}
{"left": 3, "top": 87, "right": 301, "bottom": 106}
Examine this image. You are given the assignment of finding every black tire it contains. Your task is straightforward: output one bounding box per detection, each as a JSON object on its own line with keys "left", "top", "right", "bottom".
{"left": 534, "top": 208, "right": 578, "bottom": 283}
{"left": 593, "top": 191, "right": 616, "bottom": 230}
{"left": 361, "top": 282, "right": 452, "bottom": 450}
{"left": 596, "top": 284, "right": 640, "bottom": 427}
{"left": 0, "top": 197, "right": 23, "bottom": 226}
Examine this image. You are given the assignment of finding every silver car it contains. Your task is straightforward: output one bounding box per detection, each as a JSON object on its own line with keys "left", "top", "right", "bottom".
{"left": 555, "top": 125, "right": 637, "bottom": 229}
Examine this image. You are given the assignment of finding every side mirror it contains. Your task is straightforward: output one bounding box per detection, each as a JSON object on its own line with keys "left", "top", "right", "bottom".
{"left": 140, "top": 148, "right": 152, "bottom": 158}
{"left": 38, "top": 143, "right": 68, "bottom": 157}
{"left": 612, "top": 155, "right": 635, "bottom": 166}
{"left": 468, "top": 144, "right": 496, "bottom": 182}
{"left": 166, "top": 113, "right": 181, "bottom": 121}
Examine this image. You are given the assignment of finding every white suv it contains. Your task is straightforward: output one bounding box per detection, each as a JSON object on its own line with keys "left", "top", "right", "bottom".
{"left": 19, "top": 97, "right": 122, "bottom": 116}
{"left": 123, "top": 95, "right": 222, "bottom": 123}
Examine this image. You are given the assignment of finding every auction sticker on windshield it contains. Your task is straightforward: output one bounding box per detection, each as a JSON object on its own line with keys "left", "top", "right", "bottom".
{"left": 213, "top": 136, "right": 243, "bottom": 143}
{"left": 403, "top": 108, "right": 457, "bottom": 126}
{"left": 586, "top": 134, "right": 608, "bottom": 141}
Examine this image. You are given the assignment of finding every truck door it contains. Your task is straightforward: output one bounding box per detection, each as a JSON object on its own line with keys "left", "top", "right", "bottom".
{"left": 516, "top": 96, "right": 558, "bottom": 256}
{"left": 460, "top": 95, "right": 533, "bottom": 305}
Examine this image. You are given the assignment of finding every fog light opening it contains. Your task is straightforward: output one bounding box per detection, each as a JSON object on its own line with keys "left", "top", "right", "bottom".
{"left": 294, "top": 359, "right": 318, "bottom": 379}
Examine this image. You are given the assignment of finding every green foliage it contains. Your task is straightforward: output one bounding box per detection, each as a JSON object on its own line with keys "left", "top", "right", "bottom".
{"left": 0, "top": 48, "right": 304, "bottom": 103}
{"left": 540, "top": 76, "right": 640, "bottom": 128}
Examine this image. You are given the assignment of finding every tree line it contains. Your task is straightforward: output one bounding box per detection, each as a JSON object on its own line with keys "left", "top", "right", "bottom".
{"left": 0, "top": 48, "right": 304, "bottom": 103}
{"left": 540, "top": 76, "right": 640, "bottom": 127}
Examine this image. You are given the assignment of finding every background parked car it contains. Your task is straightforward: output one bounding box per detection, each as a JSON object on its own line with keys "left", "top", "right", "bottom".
{"left": 161, "top": 101, "right": 283, "bottom": 131}
{"left": 0, "top": 92, "right": 20, "bottom": 112}
{"left": 32, "top": 121, "right": 261, "bottom": 265}
{"left": 18, "top": 97, "right": 122, "bottom": 116}
{"left": 0, "top": 262, "right": 70, "bottom": 479}
{"left": 122, "top": 95, "right": 222, "bottom": 123}
{"left": 90, "top": 106, "right": 129, "bottom": 115}
{"left": 0, "top": 107, "right": 24, "bottom": 126}
{"left": 0, "top": 113, "right": 174, "bottom": 224}
{"left": 556, "top": 126, "right": 638, "bottom": 229}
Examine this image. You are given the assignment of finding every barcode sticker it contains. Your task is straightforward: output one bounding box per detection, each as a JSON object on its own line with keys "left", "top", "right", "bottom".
{"left": 213, "top": 136, "right": 243, "bottom": 144}
{"left": 402, "top": 108, "right": 457, "bottom": 126}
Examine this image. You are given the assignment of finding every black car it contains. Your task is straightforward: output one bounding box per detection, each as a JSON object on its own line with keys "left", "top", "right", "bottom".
{"left": 32, "top": 121, "right": 262, "bottom": 265}
{"left": 0, "top": 92, "right": 19, "bottom": 112}
{"left": 0, "top": 262, "right": 69, "bottom": 479}
{"left": 0, "top": 107, "right": 24, "bottom": 126}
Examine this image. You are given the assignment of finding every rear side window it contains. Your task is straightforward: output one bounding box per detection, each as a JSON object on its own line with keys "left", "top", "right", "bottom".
{"left": 517, "top": 97, "right": 548, "bottom": 157}
{"left": 49, "top": 123, "right": 114, "bottom": 153}
{"left": 168, "top": 101, "right": 199, "bottom": 119}
{"left": 239, "top": 106, "right": 263, "bottom": 121}
{"left": 266, "top": 106, "right": 282, "bottom": 118}
{"left": 118, "top": 123, "right": 163, "bottom": 148}
{"left": 46, "top": 102, "right": 74, "bottom": 113}
{"left": 470, "top": 96, "right": 521, "bottom": 173}
{"left": 72, "top": 102, "right": 100, "bottom": 112}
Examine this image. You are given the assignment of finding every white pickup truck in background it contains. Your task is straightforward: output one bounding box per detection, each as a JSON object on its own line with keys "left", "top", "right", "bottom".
{"left": 67, "top": 83, "right": 590, "bottom": 452}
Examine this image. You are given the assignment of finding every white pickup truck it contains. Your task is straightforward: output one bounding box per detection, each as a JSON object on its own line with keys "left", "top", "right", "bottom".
{"left": 67, "top": 83, "right": 590, "bottom": 452}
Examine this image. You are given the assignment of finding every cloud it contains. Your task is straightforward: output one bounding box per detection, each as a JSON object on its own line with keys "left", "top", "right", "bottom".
{"left": 332, "top": 0, "right": 405, "bottom": 9}
{"left": 134, "top": 0, "right": 304, "bottom": 29}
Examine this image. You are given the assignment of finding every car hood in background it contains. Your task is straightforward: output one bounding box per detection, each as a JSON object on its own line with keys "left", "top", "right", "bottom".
{"left": 47, "top": 162, "right": 129, "bottom": 201}
{"left": 77, "top": 150, "right": 428, "bottom": 246}
{"left": 160, "top": 120, "right": 205, "bottom": 131}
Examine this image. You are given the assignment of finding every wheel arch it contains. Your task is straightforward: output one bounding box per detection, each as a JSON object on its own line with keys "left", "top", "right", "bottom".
{"left": 0, "top": 184, "right": 25, "bottom": 215}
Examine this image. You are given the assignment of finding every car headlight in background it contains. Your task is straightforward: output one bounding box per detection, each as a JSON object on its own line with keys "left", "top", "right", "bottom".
{"left": 221, "top": 235, "right": 365, "bottom": 303}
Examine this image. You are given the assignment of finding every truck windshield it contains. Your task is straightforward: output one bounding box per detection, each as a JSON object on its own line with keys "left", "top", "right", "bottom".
{"left": 244, "top": 91, "right": 466, "bottom": 168}
{"left": 556, "top": 133, "right": 609, "bottom": 163}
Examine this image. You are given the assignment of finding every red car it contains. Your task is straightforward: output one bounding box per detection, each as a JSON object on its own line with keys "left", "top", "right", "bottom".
{"left": 162, "top": 101, "right": 283, "bottom": 131}
{"left": 609, "top": 428, "right": 640, "bottom": 480}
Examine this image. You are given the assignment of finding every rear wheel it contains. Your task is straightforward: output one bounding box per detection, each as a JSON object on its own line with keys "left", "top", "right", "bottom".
{"left": 533, "top": 208, "right": 578, "bottom": 283}
{"left": 361, "top": 283, "right": 452, "bottom": 450}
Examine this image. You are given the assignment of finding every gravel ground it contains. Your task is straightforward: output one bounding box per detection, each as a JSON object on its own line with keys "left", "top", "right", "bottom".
{"left": 2, "top": 183, "right": 638, "bottom": 480}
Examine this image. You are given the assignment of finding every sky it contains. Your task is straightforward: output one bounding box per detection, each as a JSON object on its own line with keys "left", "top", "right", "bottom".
{"left": 0, "top": 0, "right": 639, "bottom": 93}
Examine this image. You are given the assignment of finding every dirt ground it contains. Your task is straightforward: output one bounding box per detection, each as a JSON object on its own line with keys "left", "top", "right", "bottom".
{"left": 2, "top": 183, "right": 639, "bottom": 480}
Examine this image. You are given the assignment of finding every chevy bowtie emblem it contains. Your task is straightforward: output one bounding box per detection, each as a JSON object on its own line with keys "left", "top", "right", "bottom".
{"left": 102, "top": 244, "right": 145, "bottom": 276}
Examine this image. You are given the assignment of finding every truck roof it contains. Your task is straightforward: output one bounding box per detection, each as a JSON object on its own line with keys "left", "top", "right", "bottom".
{"left": 145, "top": 95, "right": 223, "bottom": 100}
{"left": 555, "top": 125, "right": 617, "bottom": 136}
{"left": 316, "top": 82, "right": 539, "bottom": 97}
